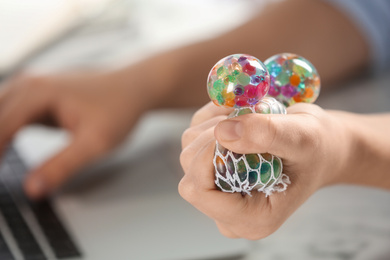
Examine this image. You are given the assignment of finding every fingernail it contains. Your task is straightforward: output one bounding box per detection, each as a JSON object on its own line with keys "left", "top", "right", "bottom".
{"left": 217, "top": 120, "right": 242, "bottom": 141}
{"left": 26, "top": 177, "right": 45, "bottom": 199}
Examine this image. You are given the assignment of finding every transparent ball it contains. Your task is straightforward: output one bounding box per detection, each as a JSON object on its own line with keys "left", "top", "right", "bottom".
{"left": 207, "top": 54, "right": 270, "bottom": 108}
{"left": 264, "top": 53, "right": 320, "bottom": 107}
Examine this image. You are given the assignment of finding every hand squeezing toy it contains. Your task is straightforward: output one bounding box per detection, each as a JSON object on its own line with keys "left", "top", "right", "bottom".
{"left": 207, "top": 53, "right": 320, "bottom": 196}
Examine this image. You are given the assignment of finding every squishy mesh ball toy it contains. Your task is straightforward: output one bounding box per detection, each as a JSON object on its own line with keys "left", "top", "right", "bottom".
{"left": 207, "top": 54, "right": 270, "bottom": 108}
{"left": 264, "top": 53, "right": 320, "bottom": 107}
{"left": 207, "top": 53, "right": 320, "bottom": 196}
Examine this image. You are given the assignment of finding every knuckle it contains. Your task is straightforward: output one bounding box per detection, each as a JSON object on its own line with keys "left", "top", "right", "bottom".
{"left": 190, "top": 110, "right": 204, "bottom": 126}
{"left": 238, "top": 224, "right": 275, "bottom": 240}
{"left": 242, "top": 232, "right": 268, "bottom": 241}
{"left": 179, "top": 147, "right": 192, "bottom": 171}
{"left": 217, "top": 227, "right": 238, "bottom": 239}
{"left": 181, "top": 128, "right": 198, "bottom": 148}
{"left": 298, "top": 117, "right": 322, "bottom": 151}
{"left": 178, "top": 177, "right": 198, "bottom": 202}
{"left": 306, "top": 104, "right": 325, "bottom": 117}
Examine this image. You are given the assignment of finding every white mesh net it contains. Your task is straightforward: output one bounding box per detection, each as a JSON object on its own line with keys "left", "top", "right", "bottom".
{"left": 213, "top": 97, "right": 290, "bottom": 196}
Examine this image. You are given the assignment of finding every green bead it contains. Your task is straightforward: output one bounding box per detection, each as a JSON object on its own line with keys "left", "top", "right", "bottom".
{"left": 246, "top": 154, "right": 260, "bottom": 169}
{"left": 232, "top": 70, "right": 240, "bottom": 76}
{"left": 216, "top": 93, "right": 224, "bottom": 105}
{"left": 209, "top": 88, "right": 218, "bottom": 99}
{"left": 227, "top": 75, "right": 236, "bottom": 83}
{"left": 217, "top": 66, "right": 228, "bottom": 77}
{"left": 273, "top": 157, "right": 282, "bottom": 178}
{"left": 260, "top": 162, "right": 272, "bottom": 183}
{"left": 237, "top": 73, "right": 250, "bottom": 85}
{"left": 218, "top": 178, "right": 232, "bottom": 191}
{"left": 293, "top": 63, "right": 311, "bottom": 78}
{"left": 248, "top": 171, "right": 258, "bottom": 185}
{"left": 237, "top": 159, "right": 247, "bottom": 182}
{"left": 276, "top": 71, "right": 289, "bottom": 85}
{"left": 213, "top": 79, "right": 225, "bottom": 91}
{"left": 237, "top": 108, "right": 253, "bottom": 116}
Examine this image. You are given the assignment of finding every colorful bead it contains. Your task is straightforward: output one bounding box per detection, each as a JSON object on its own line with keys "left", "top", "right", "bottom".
{"left": 207, "top": 54, "right": 270, "bottom": 108}
{"left": 246, "top": 154, "right": 260, "bottom": 169}
{"left": 264, "top": 53, "right": 320, "bottom": 107}
{"left": 213, "top": 97, "right": 288, "bottom": 195}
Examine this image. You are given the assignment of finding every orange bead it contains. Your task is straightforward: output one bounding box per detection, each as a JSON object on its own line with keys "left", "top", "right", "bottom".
{"left": 293, "top": 94, "right": 303, "bottom": 102}
{"left": 216, "top": 156, "right": 224, "bottom": 164}
{"left": 289, "top": 74, "right": 301, "bottom": 86}
{"left": 222, "top": 88, "right": 234, "bottom": 100}
{"left": 225, "top": 99, "right": 235, "bottom": 107}
{"left": 304, "top": 88, "right": 314, "bottom": 98}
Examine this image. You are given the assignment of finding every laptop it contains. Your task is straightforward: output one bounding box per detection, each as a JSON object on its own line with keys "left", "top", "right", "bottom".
{"left": 0, "top": 111, "right": 249, "bottom": 260}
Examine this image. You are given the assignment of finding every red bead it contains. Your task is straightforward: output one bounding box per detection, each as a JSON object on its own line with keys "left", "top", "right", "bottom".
{"left": 260, "top": 81, "right": 270, "bottom": 96}
{"left": 243, "top": 63, "right": 256, "bottom": 75}
{"left": 245, "top": 85, "right": 259, "bottom": 98}
{"left": 235, "top": 96, "right": 248, "bottom": 107}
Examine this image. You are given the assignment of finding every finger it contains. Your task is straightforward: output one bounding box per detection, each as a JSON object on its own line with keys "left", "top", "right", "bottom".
{"left": 0, "top": 78, "right": 19, "bottom": 109}
{"left": 0, "top": 87, "right": 7, "bottom": 102}
{"left": 215, "top": 221, "right": 239, "bottom": 238}
{"left": 24, "top": 132, "right": 105, "bottom": 199}
{"left": 0, "top": 89, "right": 50, "bottom": 151}
{"left": 180, "top": 127, "right": 215, "bottom": 173}
{"left": 182, "top": 115, "right": 225, "bottom": 150}
{"left": 286, "top": 102, "right": 322, "bottom": 115}
{"left": 214, "top": 112, "right": 320, "bottom": 160}
{"left": 179, "top": 139, "right": 246, "bottom": 223}
{"left": 190, "top": 102, "right": 233, "bottom": 127}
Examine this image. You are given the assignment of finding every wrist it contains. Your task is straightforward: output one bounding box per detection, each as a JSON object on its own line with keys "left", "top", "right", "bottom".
{"left": 325, "top": 112, "right": 390, "bottom": 189}
{"left": 318, "top": 111, "right": 358, "bottom": 187}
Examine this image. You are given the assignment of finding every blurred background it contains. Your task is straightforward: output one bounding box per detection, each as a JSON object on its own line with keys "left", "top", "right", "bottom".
{"left": 1, "top": 0, "right": 390, "bottom": 260}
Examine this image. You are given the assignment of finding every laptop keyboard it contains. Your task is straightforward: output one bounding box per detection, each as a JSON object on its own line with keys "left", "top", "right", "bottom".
{"left": 0, "top": 147, "right": 81, "bottom": 259}
{"left": 28, "top": 201, "right": 81, "bottom": 259}
{"left": 0, "top": 231, "right": 14, "bottom": 260}
{"left": 0, "top": 179, "right": 45, "bottom": 260}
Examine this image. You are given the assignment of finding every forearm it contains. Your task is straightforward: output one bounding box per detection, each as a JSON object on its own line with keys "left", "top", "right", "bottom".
{"left": 112, "top": 0, "right": 369, "bottom": 110}
{"left": 332, "top": 111, "right": 390, "bottom": 189}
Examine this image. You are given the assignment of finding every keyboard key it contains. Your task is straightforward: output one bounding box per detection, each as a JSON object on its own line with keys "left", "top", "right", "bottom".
{"left": 0, "top": 181, "right": 46, "bottom": 260}
{"left": 0, "top": 232, "right": 15, "bottom": 260}
{"left": 29, "top": 201, "right": 81, "bottom": 259}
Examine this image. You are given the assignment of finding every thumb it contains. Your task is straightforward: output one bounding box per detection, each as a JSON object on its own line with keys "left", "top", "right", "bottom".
{"left": 214, "top": 112, "right": 319, "bottom": 159}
